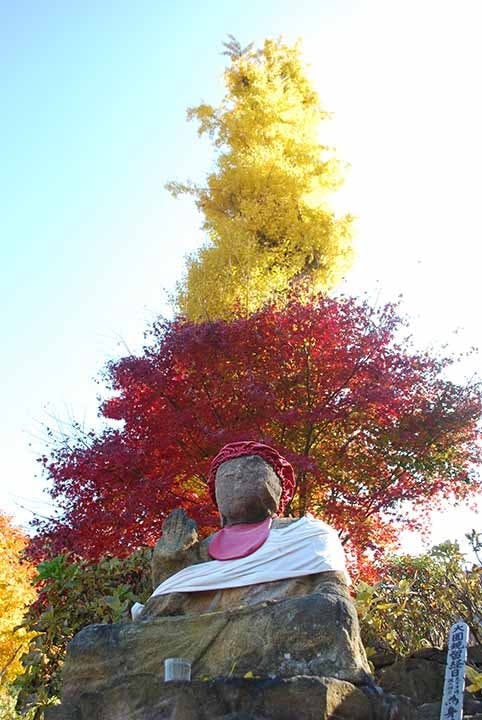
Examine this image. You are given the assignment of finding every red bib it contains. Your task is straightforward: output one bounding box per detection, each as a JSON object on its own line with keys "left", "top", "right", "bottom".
{"left": 208, "top": 517, "right": 272, "bottom": 560}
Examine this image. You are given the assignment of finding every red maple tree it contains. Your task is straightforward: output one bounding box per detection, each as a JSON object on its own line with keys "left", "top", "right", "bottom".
{"left": 33, "top": 295, "right": 482, "bottom": 574}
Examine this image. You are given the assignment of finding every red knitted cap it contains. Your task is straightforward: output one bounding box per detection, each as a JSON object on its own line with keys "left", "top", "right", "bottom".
{"left": 207, "top": 441, "right": 296, "bottom": 514}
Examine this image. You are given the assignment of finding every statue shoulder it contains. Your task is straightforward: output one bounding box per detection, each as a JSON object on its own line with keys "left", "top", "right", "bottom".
{"left": 272, "top": 515, "right": 336, "bottom": 533}
{"left": 271, "top": 517, "right": 299, "bottom": 529}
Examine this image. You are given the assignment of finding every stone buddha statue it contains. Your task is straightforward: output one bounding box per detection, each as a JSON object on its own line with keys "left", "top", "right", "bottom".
{"left": 49, "top": 442, "right": 387, "bottom": 720}
{"left": 136, "top": 441, "right": 352, "bottom": 621}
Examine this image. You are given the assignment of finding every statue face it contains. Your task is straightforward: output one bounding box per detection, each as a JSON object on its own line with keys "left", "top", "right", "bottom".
{"left": 215, "top": 455, "right": 282, "bottom": 526}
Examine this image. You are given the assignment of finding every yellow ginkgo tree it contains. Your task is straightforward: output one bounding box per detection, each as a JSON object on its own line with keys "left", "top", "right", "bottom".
{"left": 168, "top": 36, "right": 354, "bottom": 321}
{"left": 0, "top": 512, "right": 36, "bottom": 699}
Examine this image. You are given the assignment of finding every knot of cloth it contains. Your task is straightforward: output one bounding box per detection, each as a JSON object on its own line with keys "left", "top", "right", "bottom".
{"left": 207, "top": 441, "right": 296, "bottom": 514}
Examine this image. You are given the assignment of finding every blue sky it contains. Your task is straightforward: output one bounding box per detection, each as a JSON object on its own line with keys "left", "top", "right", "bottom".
{"left": 1, "top": 1, "right": 481, "bottom": 549}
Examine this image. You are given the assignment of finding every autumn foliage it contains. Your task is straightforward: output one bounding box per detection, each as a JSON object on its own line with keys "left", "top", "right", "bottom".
{"left": 33, "top": 295, "right": 482, "bottom": 572}
{"left": 168, "top": 37, "right": 353, "bottom": 321}
{"left": 0, "top": 513, "right": 36, "bottom": 697}
{"left": 27, "top": 38, "right": 482, "bottom": 584}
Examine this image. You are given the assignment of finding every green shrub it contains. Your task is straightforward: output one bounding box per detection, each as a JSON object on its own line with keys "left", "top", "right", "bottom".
{"left": 356, "top": 540, "right": 482, "bottom": 657}
{"left": 15, "top": 549, "right": 152, "bottom": 718}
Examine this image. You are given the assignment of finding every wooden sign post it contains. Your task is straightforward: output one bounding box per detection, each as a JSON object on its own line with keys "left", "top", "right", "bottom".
{"left": 439, "top": 621, "right": 469, "bottom": 720}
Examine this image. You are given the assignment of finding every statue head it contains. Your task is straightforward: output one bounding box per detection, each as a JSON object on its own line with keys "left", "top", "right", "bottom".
{"left": 215, "top": 455, "right": 282, "bottom": 526}
{"left": 208, "top": 442, "right": 296, "bottom": 527}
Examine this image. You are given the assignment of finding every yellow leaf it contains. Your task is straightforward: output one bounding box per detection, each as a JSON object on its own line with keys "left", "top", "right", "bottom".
{"left": 168, "top": 38, "right": 354, "bottom": 322}
{"left": 466, "top": 665, "right": 482, "bottom": 693}
{"left": 0, "top": 512, "right": 37, "bottom": 689}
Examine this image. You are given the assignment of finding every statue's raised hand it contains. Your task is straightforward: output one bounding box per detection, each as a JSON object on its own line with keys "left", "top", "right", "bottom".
{"left": 158, "top": 508, "right": 198, "bottom": 557}
{"left": 152, "top": 508, "right": 200, "bottom": 588}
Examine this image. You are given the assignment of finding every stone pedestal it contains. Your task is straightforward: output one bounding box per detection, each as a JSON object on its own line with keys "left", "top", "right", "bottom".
{"left": 45, "top": 675, "right": 416, "bottom": 720}
{"left": 61, "top": 591, "right": 370, "bottom": 700}
{"left": 44, "top": 588, "right": 424, "bottom": 720}
{"left": 48, "top": 590, "right": 380, "bottom": 719}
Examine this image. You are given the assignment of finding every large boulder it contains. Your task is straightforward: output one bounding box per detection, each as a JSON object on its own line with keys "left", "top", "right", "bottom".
{"left": 44, "top": 583, "right": 443, "bottom": 719}
{"left": 377, "top": 646, "right": 482, "bottom": 707}
{"left": 49, "top": 590, "right": 378, "bottom": 719}
{"left": 60, "top": 591, "right": 370, "bottom": 701}
{"left": 376, "top": 647, "right": 482, "bottom": 719}
{"left": 45, "top": 675, "right": 417, "bottom": 720}
{"left": 376, "top": 649, "right": 446, "bottom": 705}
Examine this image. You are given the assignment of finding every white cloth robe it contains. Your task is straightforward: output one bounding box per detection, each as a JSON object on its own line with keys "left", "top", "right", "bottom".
{"left": 131, "top": 515, "right": 349, "bottom": 620}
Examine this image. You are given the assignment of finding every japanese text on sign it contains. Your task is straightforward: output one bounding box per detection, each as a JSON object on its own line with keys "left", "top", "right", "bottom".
{"left": 439, "top": 621, "right": 469, "bottom": 720}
